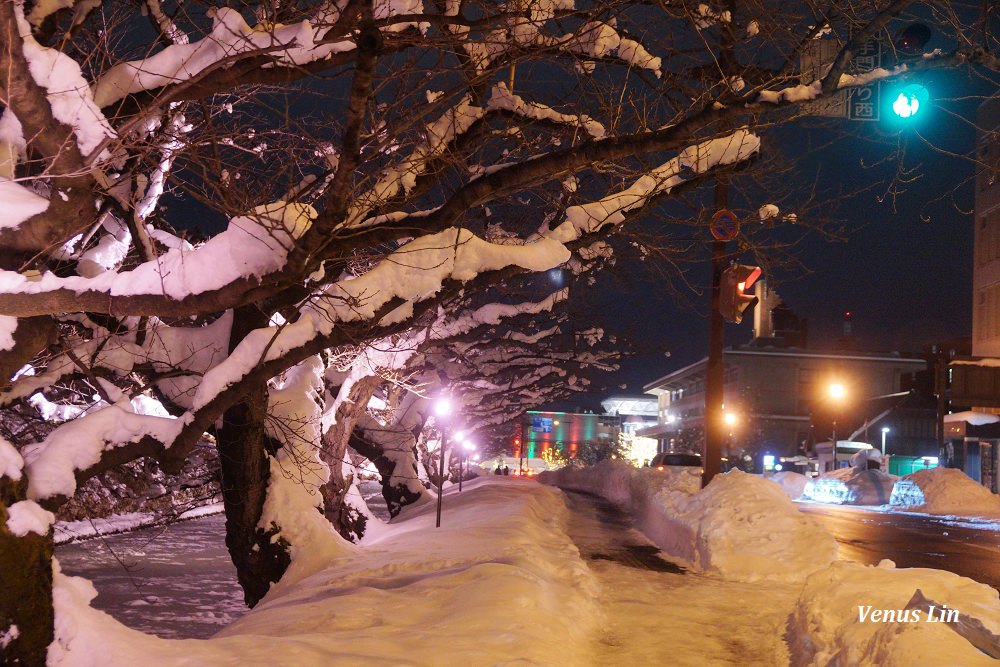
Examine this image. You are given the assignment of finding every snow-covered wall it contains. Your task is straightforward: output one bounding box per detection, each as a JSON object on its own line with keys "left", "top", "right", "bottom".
{"left": 789, "top": 560, "right": 1000, "bottom": 666}
{"left": 890, "top": 467, "right": 1000, "bottom": 516}
{"left": 540, "top": 461, "right": 837, "bottom": 583}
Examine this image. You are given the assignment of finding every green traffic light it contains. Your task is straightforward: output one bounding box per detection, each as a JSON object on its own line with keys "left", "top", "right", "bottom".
{"left": 890, "top": 83, "right": 929, "bottom": 119}
{"left": 892, "top": 93, "right": 919, "bottom": 118}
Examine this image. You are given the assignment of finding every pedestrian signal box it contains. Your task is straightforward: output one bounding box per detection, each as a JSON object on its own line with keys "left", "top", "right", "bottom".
{"left": 719, "top": 265, "right": 761, "bottom": 324}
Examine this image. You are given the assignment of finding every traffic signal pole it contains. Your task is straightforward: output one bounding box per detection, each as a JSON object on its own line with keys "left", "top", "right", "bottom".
{"left": 703, "top": 179, "right": 729, "bottom": 487}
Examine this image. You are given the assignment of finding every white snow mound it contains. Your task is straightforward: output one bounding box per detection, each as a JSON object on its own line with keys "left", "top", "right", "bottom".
{"left": 48, "top": 478, "right": 600, "bottom": 666}
{"left": 770, "top": 471, "right": 809, "bottom": 499}
{"left": 890, "top": 466, "right": 1000, "bottom": 516}
{"left": 789, "top": 560, "right": 1000, "bottom": 666}
{"left": 801, "top": 467, "right": 896, "bottom": 505}
{"left": 541, "top": 461, "right": 837, "bottom": 582}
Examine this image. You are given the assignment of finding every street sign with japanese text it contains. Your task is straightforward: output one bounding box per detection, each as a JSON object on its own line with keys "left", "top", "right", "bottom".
{"left": 799, "top": 37, "right": 881, "bottom": 121}
{"left": 847, "top": 38, "right": 881, "bottom": 121}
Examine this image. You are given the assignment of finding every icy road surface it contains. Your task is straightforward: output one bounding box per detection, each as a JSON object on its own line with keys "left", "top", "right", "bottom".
{"left": 561, "top": 491, "right": 798, "bottom": 666}
{"left": 55, "top": 482, "right": 392, "bottom": 640}
{"left": 55, "top": 513, "right": 248, "bottom": 639}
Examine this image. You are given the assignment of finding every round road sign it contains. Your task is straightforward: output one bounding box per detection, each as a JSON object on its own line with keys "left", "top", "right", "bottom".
{"left": 711, "top": 209, "right": 740, "bottom": 241}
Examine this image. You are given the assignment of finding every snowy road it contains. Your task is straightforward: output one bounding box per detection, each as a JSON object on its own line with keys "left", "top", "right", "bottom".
{"left": 798, "top": 503, "right": 1000, "bottom": 589}
{"left": 55, "top": 483, "right": 392, "bottom": 640}
{"left": 55, "top": 513, "right": 248, "bottom": 639}
{"left": 562, "top": 491, "right": 798, "bottom": 666}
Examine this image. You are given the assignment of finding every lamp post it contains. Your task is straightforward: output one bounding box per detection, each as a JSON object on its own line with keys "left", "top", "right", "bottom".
{"left": 724, "top": 412, "right": 737, "bottom": 467}
{"left": 829, "top": 383, "right": 846, "bottom": 470}
{"left": 434, "top": 397, "right": 452, "bottom": 528}
{"left": 881, "top": 427, "right": 890, "bottom": 457}
{"left": 459, "top": 439, "right": 474, "bottom": 492}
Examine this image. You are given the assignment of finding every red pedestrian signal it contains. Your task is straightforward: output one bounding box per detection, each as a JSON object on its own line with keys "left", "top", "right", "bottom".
{"left": 719, "top": 264, "right": 761, "bottom": 323}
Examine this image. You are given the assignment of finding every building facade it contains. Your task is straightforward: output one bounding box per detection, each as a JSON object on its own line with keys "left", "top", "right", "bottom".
{"left": 517, "top": 410, "right": 619, "bottom": 461}
{"left": 643, "top": 348, "right": 927, "bottom": 462}
{"left": 974, "top": 95, "right": 1000, "bottom": 356}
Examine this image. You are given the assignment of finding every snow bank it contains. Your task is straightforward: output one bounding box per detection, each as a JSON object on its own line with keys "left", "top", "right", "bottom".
{"left": 789, "top": 560, "right": 1000, "bottom": 666}
{"left": 801, "top": 467, "right": 896, "bottom": 505}
{"left": 770, "top": 471, "right": 809, "bottom": 499}
{"left": 541, "top": 461, "right": 837, "bottom": 582}
{"left": 890, "top": 467, "right": 1000, "bottom": 516}
{"left": 49, "top": 478, "right": 600, "bottom": 666}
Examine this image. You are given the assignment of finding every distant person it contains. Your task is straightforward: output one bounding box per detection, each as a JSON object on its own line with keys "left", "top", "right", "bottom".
{"left": 494, "top": 465, "right": 503, "bottom": 475}
{"left": 503, "top": 465, "right": 510, "bottom": 476}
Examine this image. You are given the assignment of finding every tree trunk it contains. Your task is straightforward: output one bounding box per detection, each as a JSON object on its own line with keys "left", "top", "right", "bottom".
{"left": 320, "top": 376, "right": 381, "bottom": 540}
{"left": 0, "top": 479, "right": 53, "bottom": 665}
{"left": 348, "top": 430, "right": 425, "bottom": 518}
{"left": 216, "top": 306, "right": 289, "bottom": 608}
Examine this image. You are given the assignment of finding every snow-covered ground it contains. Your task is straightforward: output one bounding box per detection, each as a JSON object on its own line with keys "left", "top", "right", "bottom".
{"left": 540, "top": 460, "right": 838, "bottom": 582}
{"left": 49, "top": 473, "right": 1000, "bottom": 666}
{"left": 56, "top": 513, "right": 247, "bottom": 640}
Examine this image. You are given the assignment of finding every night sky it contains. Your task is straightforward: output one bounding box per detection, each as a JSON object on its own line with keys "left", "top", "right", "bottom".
{"left": 583, "top": 69, "right": 995, "bottom": 407}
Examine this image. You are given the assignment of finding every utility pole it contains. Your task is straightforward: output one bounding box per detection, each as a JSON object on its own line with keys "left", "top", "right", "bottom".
{"left": 703, "top": 0, "right": 738, "bottom": 488}
{"left": 703, "top": 178, "right": 729, "bottom": 487}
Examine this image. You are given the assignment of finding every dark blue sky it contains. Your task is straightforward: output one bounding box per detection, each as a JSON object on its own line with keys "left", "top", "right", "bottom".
{"left": 580, "top": 71, "right": 992, "bottom": 406}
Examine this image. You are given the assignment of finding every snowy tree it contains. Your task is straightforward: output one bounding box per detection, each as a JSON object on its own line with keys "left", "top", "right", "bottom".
{"left": 0, "top": 0, "right": 998, "bottom": 661}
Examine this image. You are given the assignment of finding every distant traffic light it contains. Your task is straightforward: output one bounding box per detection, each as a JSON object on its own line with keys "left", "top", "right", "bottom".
{"left": 893, "top": 23, "right": 932, "bottom": 57}
{"left": 719, "top": 264, "right": 761, "bottom": 324}
{"left": 886, "top": 23, "right": 931, "bottom": 122}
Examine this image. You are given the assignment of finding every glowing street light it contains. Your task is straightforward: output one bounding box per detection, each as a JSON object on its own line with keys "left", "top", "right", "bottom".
{"left": 434, "top": 395, "right": 453, "bottom": 528}
{"left": 829, "top": 383, "right": 847, "bottom": 469}
{"left": 459, "top": 439, "right": 475, "bottom": 492}
{"left": 881, "top": 427, "right": 890, "bottom": 456}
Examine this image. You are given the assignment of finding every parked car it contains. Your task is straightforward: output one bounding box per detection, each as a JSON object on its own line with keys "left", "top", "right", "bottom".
{"left": 649, "top": 452, "right": 702, "bottom": 470}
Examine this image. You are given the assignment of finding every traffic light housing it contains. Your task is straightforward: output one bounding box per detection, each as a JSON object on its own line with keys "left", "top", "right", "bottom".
{"left": 886, "top": 23, "right": 931, "bottom": 123}
{"left": 719, "top": 264, "right": 761, "bottom": 324}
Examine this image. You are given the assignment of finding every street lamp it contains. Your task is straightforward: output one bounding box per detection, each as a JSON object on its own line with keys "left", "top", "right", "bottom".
{"left": 724, "top": 412, "right": 737, "bottom": 465}
{"left": 459, "top": 439, "right": 475, "bottom": 492}
{"left": 881, "top": 427, "right": 890, "bottom": 456}
{"left": 829, "top": 383, "right": 846, "bottom": 470}
{"left": 433, "top": 396, "right": 452, "bottom": 528}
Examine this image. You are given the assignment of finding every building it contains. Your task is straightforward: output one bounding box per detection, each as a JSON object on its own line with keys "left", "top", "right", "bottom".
{"left": 643, "top": 337, "right": 927, "bottom": 468}
{"left": 516, "top": 410, "right": 619, "bottom": 462}
{"left": 601, "top": 396, "right": 659, "bottom": 464}
{"left": 973, "top": 95, "right": 1000, "bottom": 357}
{"left": 600, "top": 395, "right": 658, "bottom": 436}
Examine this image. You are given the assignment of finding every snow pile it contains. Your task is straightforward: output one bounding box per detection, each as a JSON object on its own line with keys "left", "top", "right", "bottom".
{"left": 5, "top": 500, "right": 55, "bottom": 536}
{"left": 48, "top": 478, "right": 600, "bottom": 666}
{"left": 770, "top": 471, "right": 809, "bottom": 499}
{"left": 801, "top": 467, "right": 896, "bottom": 505}
{"left": 54, "top": 504, "right": 224, "bottom": 544}
{"left": 850, "top": 447, "right": 882, "bottom": 468}
{"left": 541, "top": 462, "right": 837, "bottom": 582}
{"left": 789, "top": 560, "right": 1000, "bottom": 666}
{"left": 890, "top": 467, "right": 1000, "bottom": 516}
{"left": 538, "top": 458, "right": 700, "bottom": 505}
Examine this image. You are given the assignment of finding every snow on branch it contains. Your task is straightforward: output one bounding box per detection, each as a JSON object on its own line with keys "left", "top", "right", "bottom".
{"left": 183, "top": 228, "right": 569, "bottom": 415}
{"left": 13, "top": 6, "right": 115, "bottom": 156}
{"left": 0, "top": 201, "right": 315, "bottom": 302}
{"left": 92, "top": 8, "right": 357, "bottom": 109}
{"left": 0, "top": 437, "right": 24, "bottom": 481}
{"left": 438, "top": 288, "right": 569, "bottom": 339}
{"left": 487, "top": 83, "right": 605, "bottom": 138}
{"left": 349, "top": 95, "right": 485, "bottom": 224}
{"left": 544, "top": 129, "right": 760, "bottom": 243}
{"left": 22, "top": 403, "right": 187, "bottom": 500}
